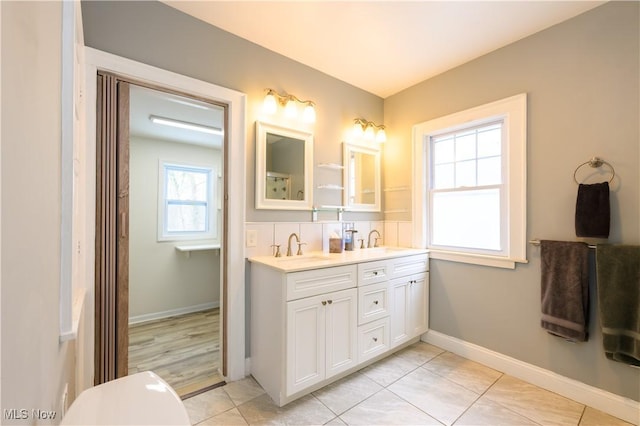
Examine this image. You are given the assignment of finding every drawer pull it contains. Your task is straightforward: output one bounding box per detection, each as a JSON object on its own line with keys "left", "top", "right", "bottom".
{"left": 327, "top": 300, "right": 333, "bottom": 304}
{"left": 322, "top": 301, "right": 327, "bottom": 306}
{"left": 373, "top": 300, "right": 379, "bottom": 305}
{"left": 373, "top": 271, "right": 378, "bottom": 276}
{"left": 372, "top": 337, "right": 378, "bottom": 342}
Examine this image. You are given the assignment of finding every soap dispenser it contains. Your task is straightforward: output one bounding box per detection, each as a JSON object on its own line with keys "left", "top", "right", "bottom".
{"left": 343, "top": 222, "right": 357, "bottom": 251}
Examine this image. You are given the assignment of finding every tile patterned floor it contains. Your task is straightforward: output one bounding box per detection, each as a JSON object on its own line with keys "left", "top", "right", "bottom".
{"left": 183, "top": 342, "right": 633, "bottom": 426}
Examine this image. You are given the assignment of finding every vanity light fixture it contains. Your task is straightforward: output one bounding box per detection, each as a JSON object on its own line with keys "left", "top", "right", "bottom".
{"left": 263, "top": 88, "right": 316, "bottom": 123}
{"left": 352, "top": 118, "right": 386, "bottom": 143}
{"left": 149, "top": 115, "right": 224, "bottom": 136}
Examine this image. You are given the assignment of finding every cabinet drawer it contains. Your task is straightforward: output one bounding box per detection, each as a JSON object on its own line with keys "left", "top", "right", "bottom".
{"left": 358, "top": 260, "right": 389, "bottom": 286}
{"left": 358, "top": 317, "right": 390, "bottom": 363}
{"left": 388, "top": 254, "right": 428, "bottom": 279}
{"left": 358, "top": 281, "right": 389, "bottom": 325}
{"left": 286, "top": 265, "right": 357, "bottom": 301}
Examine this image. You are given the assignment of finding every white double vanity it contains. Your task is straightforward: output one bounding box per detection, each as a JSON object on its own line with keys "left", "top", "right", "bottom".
{"left": 249, "top": 248, "right": 429, "bottom": 406}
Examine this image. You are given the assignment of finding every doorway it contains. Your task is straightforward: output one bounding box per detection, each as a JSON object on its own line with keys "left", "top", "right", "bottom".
{"left": 94, "top": 72, "right": 228, "bottom": 397}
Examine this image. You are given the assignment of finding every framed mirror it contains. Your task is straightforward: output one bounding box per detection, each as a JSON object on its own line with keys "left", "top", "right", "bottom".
{"left": 256, "top": 121, "right": 313, "bottom": 210}
{"left": 343, "top": 142, "right": 381, "bottom": 212}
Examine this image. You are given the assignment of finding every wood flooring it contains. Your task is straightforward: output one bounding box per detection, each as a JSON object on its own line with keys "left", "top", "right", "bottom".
{"left": 128, "top": 308, "right": 224, "bottom": 397}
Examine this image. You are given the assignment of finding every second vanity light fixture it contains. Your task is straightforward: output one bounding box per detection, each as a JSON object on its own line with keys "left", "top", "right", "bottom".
{"left": 263, "top": 88, "right": 316, "bottom": 123}
{"left": 352, "top": 118, "right": 386, "bottom": 143}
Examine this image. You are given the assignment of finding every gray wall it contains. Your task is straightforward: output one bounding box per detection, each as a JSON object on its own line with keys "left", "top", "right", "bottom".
{"left": 384, "top": 2, "right": 639, "bottom": 401}
{"left": 81, "top": 0, "right": 384, "bottom": 223}
{"left": 129, "top": 136, "right": 220, "bottom": 320}
{"left": 1, "top": 1, "right": 76, "bottom": 421}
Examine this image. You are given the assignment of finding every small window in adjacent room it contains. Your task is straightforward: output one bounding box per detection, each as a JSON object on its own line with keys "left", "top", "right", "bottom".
{"left": 158, "top": 162, "right": 216, "bottom": 241}
{"left": 412, "top": 93, "right": 527, "bottom": 269}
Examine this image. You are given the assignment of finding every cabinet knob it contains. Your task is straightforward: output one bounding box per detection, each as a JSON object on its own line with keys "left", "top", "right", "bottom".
{"left": 327, "top": 300, "right": 333, "bottom": 304}
{"left": 372, "top": 337, "right": 378, "bottom": 342}
{"left": 321, "top": 301, "right": 327, "bottom": 306}
{"left": 373, "top": 300, "right": 379, "bottom": 305}
{"left": 373, "top": 271, "right": 378, "bottom": 276}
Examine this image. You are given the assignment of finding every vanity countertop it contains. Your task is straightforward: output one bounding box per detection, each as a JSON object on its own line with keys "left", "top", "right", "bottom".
{"left": 248, "top": 247, "right": 428, "bottom": 272}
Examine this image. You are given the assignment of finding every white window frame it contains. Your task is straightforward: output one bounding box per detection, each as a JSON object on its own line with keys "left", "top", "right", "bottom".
{"left": 412, "top": 93, "right": 527, "bottom": 269}
{"left": 158, "top": 161, "right": 217, "bottom": 241}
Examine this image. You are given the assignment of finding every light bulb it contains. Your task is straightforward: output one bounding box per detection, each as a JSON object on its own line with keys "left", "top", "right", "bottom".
{"left": 364, "top": 125, "right": 375, "bottom": 141}
{"left": 284, "top": 98, "right": 297, "bottom": 118}
{"left": 303, "top": 104, "right": 316, "bottom": 123}
{"left": 263, "top": 92, "right": 277, "bottom": 115}
{"left": 376, "top": 128, "right": 387, "bottom": 143}
{"left": 352, "top": 122, "right": 364, "bottom": 139}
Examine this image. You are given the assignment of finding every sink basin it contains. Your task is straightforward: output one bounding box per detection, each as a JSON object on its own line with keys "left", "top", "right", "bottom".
{"left": 276, "top": 255, "right": 331, "bottom": 264}
{"left": 361, "top": 246, "right": 407, "bottom": 255}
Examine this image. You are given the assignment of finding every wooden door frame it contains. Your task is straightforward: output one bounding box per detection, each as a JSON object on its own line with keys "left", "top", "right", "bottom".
{"left": 94, "top": 70, "right": 234, "bottom": 384}
{"left": 86, "top": 48, "right": 247, "bottom": 384}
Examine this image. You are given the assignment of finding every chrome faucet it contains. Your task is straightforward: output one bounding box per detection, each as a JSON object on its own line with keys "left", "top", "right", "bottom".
{"left": 367, "top": 230, "right": 381, "bottom": 248}
{"left": 287, "top": 232, "right": 302, "bottom": 256}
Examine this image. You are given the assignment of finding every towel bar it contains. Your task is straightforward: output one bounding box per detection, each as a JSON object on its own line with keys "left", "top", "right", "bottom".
{"left": 529, "top": 239, "right": 596, "bottom": 249}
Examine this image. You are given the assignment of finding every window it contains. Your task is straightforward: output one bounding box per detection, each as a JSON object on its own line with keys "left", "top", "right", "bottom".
{"left": 158, "top": 162, "right": 217, "bottom": 241}
{"left": 412, "top": 94, "right": 527, "bottom": 269}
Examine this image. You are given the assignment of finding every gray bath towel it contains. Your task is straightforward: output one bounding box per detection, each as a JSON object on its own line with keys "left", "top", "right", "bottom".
{"left": 596, "top": 244, "right": 640, "bottom": 366}
{"left": 540, "top": 240, "right": 590, "bottom": 342}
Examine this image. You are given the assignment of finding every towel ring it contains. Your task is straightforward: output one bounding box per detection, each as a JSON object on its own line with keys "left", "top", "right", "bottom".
{"left": 573, "top": 157, "right": 615, "bottom": 185}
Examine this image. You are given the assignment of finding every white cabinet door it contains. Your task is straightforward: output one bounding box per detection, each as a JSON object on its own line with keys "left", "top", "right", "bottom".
{"left": 286, "top": 288, "right": 357, "bottom": 395}
{"left": 390, "top": 277, "right": 410, "bottom": 347}
{"left": 325, "top": 288, "right": 358, "bottom": 378}
{"left": 408, "top": 273, "right": 428, "bottom": 337}
{"left": 390, "top": 272, "right": 429, "bottom": 348}
{"left": 286, "top": 294, "right": 326, "bottom": 396}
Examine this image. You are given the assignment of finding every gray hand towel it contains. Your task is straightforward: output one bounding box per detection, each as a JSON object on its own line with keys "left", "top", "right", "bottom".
{"left": 540, "top": 240, "right": 590, "bottom": 342}
{"left": 596, "top": 244, "right": 640, "bottom": 366}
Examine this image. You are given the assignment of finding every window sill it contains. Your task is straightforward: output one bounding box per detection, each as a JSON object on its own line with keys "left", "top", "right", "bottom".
{"left": 428, "top": 249, "right": 527, "bottom": 269}
{"left": 60, "top": 287, "right": 86, "bottom": 342}
{"left": 175, "top": 243, "right": 221, "bottom": 258}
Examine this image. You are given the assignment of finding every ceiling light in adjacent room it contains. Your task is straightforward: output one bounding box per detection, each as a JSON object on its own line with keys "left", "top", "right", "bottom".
{"left": 149, "top": 115, "right": 224, "bottom": 136}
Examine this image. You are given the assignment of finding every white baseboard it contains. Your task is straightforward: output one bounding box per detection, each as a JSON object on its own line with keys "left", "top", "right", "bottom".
{"left": 129, "top": 301, "right": 219, "bottom": 325}
{"left": 422, "top": 330, "right": 639, "bottom": 425}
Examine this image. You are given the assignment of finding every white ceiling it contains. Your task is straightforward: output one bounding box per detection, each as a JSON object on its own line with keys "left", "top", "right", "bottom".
{"left": 162, "top": 1, "right": 605, "bottom": 98}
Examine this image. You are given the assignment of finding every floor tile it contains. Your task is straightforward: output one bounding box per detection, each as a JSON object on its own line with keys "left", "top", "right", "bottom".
{"left": 339, "top": 389, "right": 441, "bottom": 425}
{"left": 579, "top": 406, "right": 633, "bottom": 426}
{"left": 423, "top": 351, "right": 502, "bottom": 394}
{"left": 393, "top": 341, "right": 444, "bottom": 366}
{"left": 485, "top": 375, "right": 584, "bottom": 426}
{"left": 454, "top": 396, "right": 539, "bottom": 425}
{"left": 237, "top": 393, "right": 335, "bottom": 425}
{"left": 183, "top": 387, "right": 236, "bottom": 425}
{"left": 324, "top": 417, "right": 347, "bottom": 425}
{"left": 359, "top": 353, "right": 417, "bottom": 387}
{"left": 223, "top": 376, "right": 266, "bottom": 406}
{"left": 313, "top": 372, "right": 383, "bottom": 415}
{"left": 388, "top": 367, "right": 479, "bottom": 425}
{"left": 196, "top": 407, "right": 248, "bottom": 425}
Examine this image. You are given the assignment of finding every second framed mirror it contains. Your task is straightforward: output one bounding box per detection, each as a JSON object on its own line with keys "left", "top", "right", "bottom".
{"left": 343, "top": 142, "right": 381, "bottom": 212}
